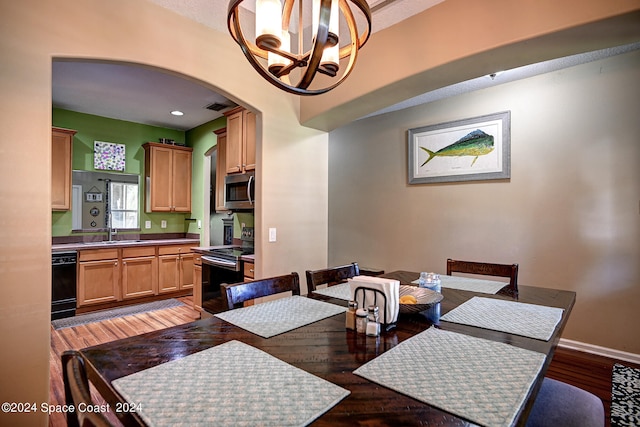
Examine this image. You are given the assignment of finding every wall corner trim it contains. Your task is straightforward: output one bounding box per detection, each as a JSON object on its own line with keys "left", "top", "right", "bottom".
{"left": 559, "top": 338, "right": 640, "bottom": 364}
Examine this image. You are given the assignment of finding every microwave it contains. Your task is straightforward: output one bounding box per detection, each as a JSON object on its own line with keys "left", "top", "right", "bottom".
{"left": 225, "top": 172, "right": 255, "bottom": 210}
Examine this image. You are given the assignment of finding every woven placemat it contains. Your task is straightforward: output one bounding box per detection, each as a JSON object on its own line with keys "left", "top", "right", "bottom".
{"left": 312, "top": 282, "right": 351, "bottom": 301}
{"left": 215, "top": 295, "right": 345, "bottom": 338}
{"left": 440, "top": 296, "right": 563, "bottom": 341}
{"left": 354, "top": 327, "right": 545, "bottom": 427}
{"left": 113, "top": 340, "right": 350, "bottom": 427}
{"left": 412, "top": 275, "right": 508, "bottom": 294}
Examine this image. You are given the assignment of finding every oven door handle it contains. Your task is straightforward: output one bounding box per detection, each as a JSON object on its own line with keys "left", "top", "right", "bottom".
{"left": 201, "top": 256, "right": 240, "bottom": 271}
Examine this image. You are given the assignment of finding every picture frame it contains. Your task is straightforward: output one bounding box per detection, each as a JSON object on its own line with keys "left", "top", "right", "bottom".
{"left": 407, "top": 111, "right": 510, "bottom": 184}
{"left": 94, "top": 141, "right": 126, "bottom": 171}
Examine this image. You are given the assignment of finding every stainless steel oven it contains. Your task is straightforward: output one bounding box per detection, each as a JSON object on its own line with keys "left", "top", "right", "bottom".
{"left": 201, "top": 248, "right": 253, "bottom": 314}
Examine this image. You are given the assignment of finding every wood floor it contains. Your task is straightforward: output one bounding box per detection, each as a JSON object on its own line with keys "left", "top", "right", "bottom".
{"left": 49, "top": 298, "right": 638, "bottom": 427}
{"left": 49, "top": 296, "right": 200, "bottom": 426}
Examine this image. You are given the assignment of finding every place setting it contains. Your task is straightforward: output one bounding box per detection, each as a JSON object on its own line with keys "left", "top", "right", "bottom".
{"left": 353, "top": 327, "right": 546, "bottom": 427}
{"left": 214, "top": 295, "right": 346, "bottom": 338}
{"left": 439, "top": 296, "right": 564, "bottom": 341}
{"left": 112, "top": 340, "right": 351, "bottom": 427}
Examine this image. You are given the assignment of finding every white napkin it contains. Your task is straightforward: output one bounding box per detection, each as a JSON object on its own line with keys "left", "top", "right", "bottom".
{"left": 348, "top": 275, "right": 400, "bottom": 324}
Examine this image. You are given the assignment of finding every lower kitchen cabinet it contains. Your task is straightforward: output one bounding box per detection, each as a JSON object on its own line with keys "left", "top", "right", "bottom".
{"left": 121, "top": 246, "right": 158, "bottom": 299}
{"left": 243, "top": 261, "right": 255, "bottom": 282}
{"left": 77, "top": 249, "right": 119, "bottom": 306}
{"left": 77, "top": 243, "right": 196, "bottom": 311}
{"left": 158, "top": 245, "right": 195, "bottom": 294}
{"left": 192, "top": 253, "right": 202, "bottom": 313}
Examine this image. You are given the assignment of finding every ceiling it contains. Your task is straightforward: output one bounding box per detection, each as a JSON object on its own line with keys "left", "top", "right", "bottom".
{"left": 51, "top": 0, "right": 638, "bottom": 131}
{"left": 51, "top": 0, "right": 444, "bottom": 131}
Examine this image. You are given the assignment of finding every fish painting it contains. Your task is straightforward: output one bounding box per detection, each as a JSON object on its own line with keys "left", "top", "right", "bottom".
{"left": 420, "top": 129, "right": 494, "bottom": 167}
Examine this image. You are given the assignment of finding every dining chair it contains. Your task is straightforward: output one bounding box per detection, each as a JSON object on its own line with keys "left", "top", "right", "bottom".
{"left": 305, "top": 262, "right": 360, "bottom": 292}
{"left": 62, "top": 349, "right": 113, "bottom": 427}
{"left": 446, "top": 258, "right": 519, "bottom": 297}
{"left": 221, "top": 272, "right": 301, "bottom": 310}
{"left": 526, "top": 377, "right": 604, "bottom": 427}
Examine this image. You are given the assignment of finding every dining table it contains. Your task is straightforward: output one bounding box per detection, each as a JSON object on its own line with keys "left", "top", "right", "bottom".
{"left": 78, "top": 270, "right": 576, "bottom": 427}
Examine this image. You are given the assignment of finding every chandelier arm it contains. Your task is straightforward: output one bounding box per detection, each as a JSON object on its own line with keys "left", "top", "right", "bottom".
{"left": 337, "top": 0, "right": 371, "bottom": 59}
{"left": 297, "top": 0, "right": 332, "bottom": 89}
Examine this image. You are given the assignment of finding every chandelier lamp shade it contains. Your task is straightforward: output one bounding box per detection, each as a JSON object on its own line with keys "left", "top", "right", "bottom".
{"left": 227, "top": 0, "right": 372, "bottom": 95}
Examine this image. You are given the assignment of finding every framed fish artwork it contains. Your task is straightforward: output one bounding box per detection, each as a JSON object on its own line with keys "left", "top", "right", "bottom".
{"left": 407, "top": 111, "right": 510, "bottom": 184}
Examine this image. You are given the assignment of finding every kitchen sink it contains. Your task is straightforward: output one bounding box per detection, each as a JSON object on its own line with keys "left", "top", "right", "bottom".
{"left": 82, "top": 240, "right": 144, "bottom": 245}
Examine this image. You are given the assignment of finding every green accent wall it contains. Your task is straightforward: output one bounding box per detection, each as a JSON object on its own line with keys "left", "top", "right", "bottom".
{"left": 52, "top": 108, "right": 254, "bottom": 243}
{"left": 185, "top": 117, "right": 226, "bottom": 244}
{"left": 52, "top": 108, "right": 188, "bottom": 237}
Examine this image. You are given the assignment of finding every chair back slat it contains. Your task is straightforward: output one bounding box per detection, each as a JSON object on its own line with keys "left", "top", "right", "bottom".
{"left": 62, "top": 350, "right": 114, "bottom": 427}
{"left": 222, "top": 272, "right": 301, "bottom": 310}
{"left": 446, "top": 258, "right": 519, "bottom": 297}
{"left": 305, "top": 262, "right": 360, "bottom": 292}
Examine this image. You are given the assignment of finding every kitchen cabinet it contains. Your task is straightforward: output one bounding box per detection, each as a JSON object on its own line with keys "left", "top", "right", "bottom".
{"left": 158, "top": 244, "right": 195, "bottom": 294}
{"left": 143, "top": 142, "right": 193, "bottom": 212}
{"left": 121, "top": 246, "right": 157, "bottom": 299}
{"left": 224, "top": 107, "right": 256, "bottom": 174}
{"left": 77, "top": 249, "right": 119, "bottom": 306}
{"left": 243, "top": 261, "right": 255, "bottom": 282}
{"left": 77, "top": 241, "right": 196, "bottom": 311}
{"left": 51, "top": 127, "right": 77, "bottom": 210}
{"left": 192, "top": 253, "right": 202, "bottom": 313}
{"left": 213, "top": 128, "right": 229, "bottom": 212}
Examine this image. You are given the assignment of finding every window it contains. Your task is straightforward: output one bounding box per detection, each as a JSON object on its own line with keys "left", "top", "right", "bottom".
{"left": 110, "top": 181, "right": 139, "bottom": 229}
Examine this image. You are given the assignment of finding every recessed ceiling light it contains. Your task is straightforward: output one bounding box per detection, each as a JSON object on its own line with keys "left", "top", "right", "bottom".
{"left": 170, "top": 110, "right": 184, "bottom": 116}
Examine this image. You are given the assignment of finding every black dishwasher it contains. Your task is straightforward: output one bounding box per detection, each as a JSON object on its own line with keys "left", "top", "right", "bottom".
{"left": 51, "top": 251, "right": 77, "bottom": 320}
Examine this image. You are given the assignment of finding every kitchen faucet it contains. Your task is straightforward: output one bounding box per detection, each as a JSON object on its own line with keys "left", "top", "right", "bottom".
{"left": 108, "top": 212, "right": 117, "bottom": 242}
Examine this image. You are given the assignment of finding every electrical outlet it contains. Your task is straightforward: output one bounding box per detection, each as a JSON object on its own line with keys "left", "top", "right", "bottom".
{"left": 161, "top": 220, "right": 167, "bottom": 229}
{"left": 197, "top": 220, "right": 202, "bottom": 229}
{"left": 269, "top": 227, "right": 277, "bottom": 242}
{"left": 145, "top": 220, "right": 151, "bottom": 229}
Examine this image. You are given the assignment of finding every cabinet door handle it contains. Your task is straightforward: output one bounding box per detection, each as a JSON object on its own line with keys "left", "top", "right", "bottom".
{"left": 114, "top": 261, "right": 118, "bottom": 267}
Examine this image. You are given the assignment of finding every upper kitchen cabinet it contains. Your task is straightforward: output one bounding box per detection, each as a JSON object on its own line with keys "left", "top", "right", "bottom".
{"left": 143, "top": 142, "right": 193, "bottom": 212}
{"left": 51, "top": 127, "right": 77, "bottom": 211}
{"left": 224, "top": 107, "right": 256, "bottom": 174}
{"left": 214, "top": 127, "right": 229, "bottom": 212}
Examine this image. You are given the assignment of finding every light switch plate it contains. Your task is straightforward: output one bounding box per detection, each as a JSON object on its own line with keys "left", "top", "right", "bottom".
{"left": 145, "top": 220, "right": 151, "bottom": 229}
{"left": 197, "top": 220, "right": 202, "bottom": 229}
{"left": 161, "top": 220, "right": 167, "bottom": 229}
{"left": 269, "top": 227, "right": 277, "bottom": 242}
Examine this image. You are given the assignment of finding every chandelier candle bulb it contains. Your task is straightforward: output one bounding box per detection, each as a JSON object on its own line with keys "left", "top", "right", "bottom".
{"left": 255, "top": 0, "right": 282, "bottom": 49}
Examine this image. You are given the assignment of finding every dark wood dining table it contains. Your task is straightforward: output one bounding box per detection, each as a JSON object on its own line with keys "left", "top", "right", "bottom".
{"left": 78, "top": 271, "right": 576, "bottom": 426}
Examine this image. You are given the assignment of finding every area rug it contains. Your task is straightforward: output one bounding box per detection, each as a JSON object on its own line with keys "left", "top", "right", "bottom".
{"left": 52, "top": 299, "right": 186, "bottom": 330}
{"left": 611, "top": 363, "right": 640, "bottom": 427}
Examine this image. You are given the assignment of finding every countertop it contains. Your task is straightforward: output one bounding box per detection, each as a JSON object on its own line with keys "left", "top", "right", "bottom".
{"left": 52, "top": 238, "right": 201, "bottom": 252}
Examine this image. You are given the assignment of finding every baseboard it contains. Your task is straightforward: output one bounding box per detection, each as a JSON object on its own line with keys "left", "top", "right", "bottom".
{"left": 559, "top": 338, "right": 640, "bottom": 364}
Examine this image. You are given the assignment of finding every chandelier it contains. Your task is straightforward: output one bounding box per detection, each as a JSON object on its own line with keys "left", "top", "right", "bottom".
{"left": 227, "top": 0, "right": 372, "bottom": 95}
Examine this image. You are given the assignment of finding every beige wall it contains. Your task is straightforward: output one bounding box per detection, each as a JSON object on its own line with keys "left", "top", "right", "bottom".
{"left": 328, "top": 50, "right": 640, "bottom": 354}
{"left": 301, "top": 0, "right": 640, "bottom": 131}
{"left": 0, "top": 0, "right": 327, "bottom": 425}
